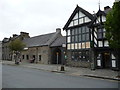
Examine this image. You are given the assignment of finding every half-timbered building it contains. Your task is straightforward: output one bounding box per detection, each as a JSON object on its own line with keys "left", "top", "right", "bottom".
{"left": 63, "top": 5, "right": 94, "bottom": 68}
{"left": 63, "top": 5, "right": 119, "bottom": 70}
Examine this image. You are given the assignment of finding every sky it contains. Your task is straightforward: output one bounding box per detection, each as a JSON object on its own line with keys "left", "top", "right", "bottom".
{"left": 0, "top": 0, "right": 115, "bottom": 41}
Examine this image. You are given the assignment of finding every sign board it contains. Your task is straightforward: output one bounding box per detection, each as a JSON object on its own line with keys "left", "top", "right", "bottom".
{"left": 97, "top": 60, "right": 101, "bottom": 66}
{"left": 112, "top": 60, "right": 116, "bottom": 67}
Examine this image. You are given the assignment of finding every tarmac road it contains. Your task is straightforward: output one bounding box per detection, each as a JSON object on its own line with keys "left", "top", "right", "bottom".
{"left": 2, "top": 65, "right": 119, "bottom": 88}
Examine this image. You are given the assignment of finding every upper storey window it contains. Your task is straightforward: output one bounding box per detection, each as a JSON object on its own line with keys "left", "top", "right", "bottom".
{"left": 97, "top": 28, "right": 106, "bottom": 39}
{"left": 96, "top": 16, "right": 106, "bottom": 24}
{"left": 68, "top": 11, "right": 91, "bottom": 27}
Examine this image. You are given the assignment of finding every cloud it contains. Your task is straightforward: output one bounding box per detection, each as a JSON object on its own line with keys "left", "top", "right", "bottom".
{"left": 0, "top": 0, "right": 114, "bottom": 40}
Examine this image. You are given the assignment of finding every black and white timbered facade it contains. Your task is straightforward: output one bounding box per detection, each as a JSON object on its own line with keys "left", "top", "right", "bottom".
{"left": 63, "top": 5, "right": 119, "bottom": 70}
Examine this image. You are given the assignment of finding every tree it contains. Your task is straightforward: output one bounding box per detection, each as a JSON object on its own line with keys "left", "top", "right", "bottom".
{"left": 105, "top": 1, "right": 120, "bottom": 69}
{"left": 9, "top": 39, "right": 26, "bottom": 64}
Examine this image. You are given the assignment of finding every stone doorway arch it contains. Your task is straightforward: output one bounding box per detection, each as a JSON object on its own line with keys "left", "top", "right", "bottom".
{"left": 52, "top": 48, "right": 61, "bottom": 64}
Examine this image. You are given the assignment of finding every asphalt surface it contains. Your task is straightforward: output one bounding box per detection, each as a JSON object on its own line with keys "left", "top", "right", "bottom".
{"left": 2, "top": 65, "right": 119, "bottom": 88}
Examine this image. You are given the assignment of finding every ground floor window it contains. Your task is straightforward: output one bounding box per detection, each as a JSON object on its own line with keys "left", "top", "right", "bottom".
{"left": 26, "top": 55, "right": 29, "bottom": 60}
{"left": 22, "top": 55, "right": 24, "bottom": 59}
{"left": 39, "top": 55, "right": 41, "bottom": 61}
{"left": 71, "top": 50, "right": 89, "bottom": 61}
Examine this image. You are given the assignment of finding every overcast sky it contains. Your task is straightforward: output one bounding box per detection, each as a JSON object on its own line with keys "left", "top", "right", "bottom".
{"left": 0, "top": 0, "right": 115, "bottom": 41}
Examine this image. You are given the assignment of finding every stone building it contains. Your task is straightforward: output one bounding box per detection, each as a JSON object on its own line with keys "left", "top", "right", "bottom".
{"left": 21, "top": 28, "right": 66, "bottom": 64}
{"left": 2, "top": 28, "right": 66, "bottom": 65}
{"left": 63, "top": 5, "right": 119, "bottom": 70}
{"left": 2, "top": 32, "right": 30, "bottom": 60}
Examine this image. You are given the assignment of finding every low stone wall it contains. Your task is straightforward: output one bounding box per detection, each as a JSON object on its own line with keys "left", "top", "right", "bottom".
{"left": 66, "top": 51, "right": 91, "bottom": 68}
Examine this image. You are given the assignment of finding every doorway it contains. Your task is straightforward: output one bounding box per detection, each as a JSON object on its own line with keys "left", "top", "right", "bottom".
{"left": 52, "top": 48, "right": 61, "bottom": 64}
{"left": 103, "top": 52, "right": 110, "bottom": 68}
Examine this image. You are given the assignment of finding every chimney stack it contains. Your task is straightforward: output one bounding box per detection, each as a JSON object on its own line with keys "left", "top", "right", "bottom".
{"left": 56, "top": 28, "right": 61, "bottom": 34}
{"left": 13, "top": 34, "right": 18, "bottom": 38}
{"left": 115, "top": 0, "right": 120, "bottom": 2}
{"left": 104, "top": 6, "right": 110, "bottom": 11}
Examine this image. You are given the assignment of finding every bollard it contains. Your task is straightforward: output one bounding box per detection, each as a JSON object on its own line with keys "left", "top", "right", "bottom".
{"left": 91, "top": 63, "right": 95, "bottom": 70}
{"left": 60, "top": 65, "right": 65, "bottom": 71}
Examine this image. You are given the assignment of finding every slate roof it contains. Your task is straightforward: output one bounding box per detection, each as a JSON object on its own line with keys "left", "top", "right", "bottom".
{"left": 23, "top": 32, "right": 56, "bottom": 47}
{"left": 50, "top": 36, "right": 66, "bottom": 47}
{"left": 63, "top": 5, "right": 94, "bottom": 30}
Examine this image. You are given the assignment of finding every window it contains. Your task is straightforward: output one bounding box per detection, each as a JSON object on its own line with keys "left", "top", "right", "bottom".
{"left": 74, "top": 28, "right": 78, "bottom": 35}
{"left": 66, "top": 26, "right": 90, "bottom": 50}
{"left": 71, "top": 50, "right": 89, "bottom": 61}
{"left": 67, "top": 44, "right": 71, "bottom": 50}
{"left": 97, "top": 28, "right": 105, "bottom": 39}
{"left": 98, "top": 33, "right": 102, "bottom": 39}
{"left": 67, "top": 30, "right": 70, "bottom": 36}
{"left": 33, "top": 55, "right": 35, "bottom": 59}
{"left": 39, "top": 55, "right": 41, "bottom": 61}
{"left": 86, "top": 42, "right": 90, "bottom": 48}
{"left": 78, "top": 52, "right": 82, "bottom": 60}
{"left": 82, "top": 34, "right": 85, "bottom": 41}
{"left": 86, "top": 27, "right": 89, "bottom": 32}
{"left": 67, "top": 36, "right": 71, "bottom": 43}
{"left": 26, "top": 55, "right": 29, "bottom": 60}
{"left": 104, "top": 41, "right": 109, "bottom": 47}
{"left": 82, "top": 51, "right": 86, "bottom": 60}
{"left": 74, "top": 20, "right": 78, "bottom": 25}
{"left": 75, "top": 35, "right": 78, "bottom": 42}
{"left": 78, "top": 43, "right": 82, "bottom": 49}
{"left": 86, "top": 33, "right": 89, "bottom": 41}
{"left": 74, "top": 52, "right": 79, "bottom": 61}
{"left": 85, "top": 17, "right": 91, "bottom": 23}
{"left": 72, "top": 36, "right": 74, "bottom": 43}
{"left": 98, "top": 41, "right": 103, "bottom": 47}
{"left": 82, "top": 27, "right": 86, "bottom": 33}
{"left": 79, "top": 18, "right": 84, "bottom": 24}
{"left": 79, "top": 35, "right": 81, "bottom": 42}
{"left": 78, "top": 28, "right": 81, "bottom": 34}
{"left": 71, "top": 44, "right": 74, "bottom": 49}
{"left": 22, "top": 55, "right": 24, "bottom": 59}
{"left": 75, "top": 43, "right": 78, "bottom": 49}
{"left": 82, "top": 43, "right": 86, "bottom": 49}
{"left": 72, "top": 29, "right": 74, "bottom": 35}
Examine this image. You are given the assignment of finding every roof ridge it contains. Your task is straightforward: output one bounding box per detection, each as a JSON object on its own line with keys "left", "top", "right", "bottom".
{"left": 29, "top": 32, "right": 56, "bottom": 39}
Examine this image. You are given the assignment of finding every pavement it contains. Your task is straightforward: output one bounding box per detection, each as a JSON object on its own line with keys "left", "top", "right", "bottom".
{"left": 1, "top": 60, "right": 120, "bottom": 81}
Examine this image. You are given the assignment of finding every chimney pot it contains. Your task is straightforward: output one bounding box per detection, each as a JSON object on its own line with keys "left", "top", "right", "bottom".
{"left": 104, "top": 6, "right": 110, "bottom": 11}
{"left": 56, "top": 28, "right": 61, "bottom": 33}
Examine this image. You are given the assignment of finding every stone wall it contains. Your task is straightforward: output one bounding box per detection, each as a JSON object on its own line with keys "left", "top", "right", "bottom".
{"left": 66, "top": 51, "right": 91, "bottom": 68}
{"left": 2, "top": 42, "right": 11, "bottom": 60}
{"left": 21, "top": 46, "right": 51, "bottom": 64}
{"left": 38, "top": 46, "right": 51, "bottom": 64}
